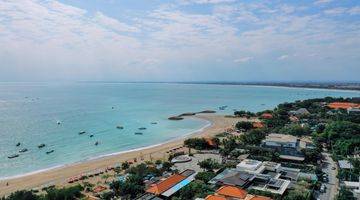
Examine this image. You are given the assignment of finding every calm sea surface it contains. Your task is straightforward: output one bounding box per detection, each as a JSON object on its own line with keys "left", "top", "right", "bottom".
{"left": 0, "top": 82, "right": 359, "bottom": 178}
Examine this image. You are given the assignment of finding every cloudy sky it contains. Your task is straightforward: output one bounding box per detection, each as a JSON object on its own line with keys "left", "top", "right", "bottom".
{"left": 0, "top": 0, "right": 359, "bottom": 82}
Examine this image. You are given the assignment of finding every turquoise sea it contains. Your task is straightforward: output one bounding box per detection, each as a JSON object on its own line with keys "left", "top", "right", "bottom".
{"left": 0, "top": 82, "right": 359, "bottom": 179}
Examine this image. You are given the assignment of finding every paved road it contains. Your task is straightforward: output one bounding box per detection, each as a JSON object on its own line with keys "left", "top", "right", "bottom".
{"left": 318, "top": 152, "right": 339, "bottom": 200}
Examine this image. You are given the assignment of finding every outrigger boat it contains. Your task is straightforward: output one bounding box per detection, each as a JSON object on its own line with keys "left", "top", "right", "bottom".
{"left": 19, "top": 148, "right": 28, "bottom": 153}
{"left": 46, "top": 150, "right": 54, "bottom": 154}
{"left": 8, "top": 154, "right": 19, "bottom": 159}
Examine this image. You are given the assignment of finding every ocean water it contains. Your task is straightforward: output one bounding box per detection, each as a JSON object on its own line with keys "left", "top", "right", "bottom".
{"left": 0, "top": 82, "right": 359, "bottom": 178}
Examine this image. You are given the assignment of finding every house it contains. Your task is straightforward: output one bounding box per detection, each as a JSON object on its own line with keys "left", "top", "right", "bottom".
{"left": 260, "top": 113, "right": 273, "bottom": 119}
{"left": 209, "top": 169, "right": 256, "bottom": 188}
{"left": 253, "top": 122, "right": 265, "bottom": 129}
{"left": 347, "top": 107, "right": 360, "bottom": 114}
{"left": 262, "top": 134, "right": 299, "bottom": 148}
{"left": 289, "top": 108, "right": 310, "bottom": 116}
{"left": 338, "top": 160, "right": 354, "bottom": 169}
{"left": 210, "top": 160, "right": 293, "bottom": 196}
{"left": 146, "top": 169, "right": 196, "bottom": 198}
{"left": 204, "top": 185, "right": 272, "bottom": 200}
{"left": 343, "top": 180, "right": 360, "bottom": 199}
{"left": 327, "top": 102, "right": 360, "bottom": 110}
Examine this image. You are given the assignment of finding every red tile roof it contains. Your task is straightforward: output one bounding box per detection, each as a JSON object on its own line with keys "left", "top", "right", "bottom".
{"left": 261, "top": 113, "right": 273, "bottom": 119}
{"left": 250, "top": 196, "right": 272, "bottom": 200}
{"left": 93, "top": 185, "right": 107, "bottom": 193}
{"left": 253, "top": 122, "right": 265, "bottom": 128}
{"left": 216, "top": 185, "right": 247, "bottom": 199}
{"left": 205, "top": 195, "right": 227, "bottom": 200}
{"left": 205, "top": 138, "right": 217, "bottom": 147}
{"left": 327, "top": 102, "right": 360, "bottom": 110}
{"left": 146, "top": 174, "right": 186, "bottom": 195}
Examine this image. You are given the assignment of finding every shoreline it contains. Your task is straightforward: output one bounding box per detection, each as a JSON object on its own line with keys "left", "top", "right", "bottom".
{"left": 0, "top": 114, "right": 241, "bottom": 196}
{"left": 0, "top": 118, "right": 212, "bottom": 181}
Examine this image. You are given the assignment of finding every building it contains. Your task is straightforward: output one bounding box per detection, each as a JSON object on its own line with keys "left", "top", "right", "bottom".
{"left": 209, "top": 168, "right": 256, "bottom": 188}
{"left": 343, "top": 180, "right": 360, "bottom": 199}
{"left": 204, "top": 185, "right": 272, "bottom": 200}
{"left": 260, "top": 113, "right": 273, "bottom": 119}
{"left": 262, "top": 134, "right": 310, "bottom": 161}
{"left": 327, "top": 102, "right": 360, "bottom": 110}
{"left": 347, "top": 107, "right": 360, "bottom": 115}
{"left": 253, "top": 122, "right": 265, "bottom": 129}
{"left": 262, "top": 134, "right": 299, "bottom": 148}
{"left": 289, "top": 108, "right": 310, "bottom": 116}
{"left": 338, "top": 160, "right": 354, "bottom": 169}
{"left": 210, "top": 159, "right": 295, "bottom": 196}
{"left": 146, "top": 169, "right": 196, "bottom": 198}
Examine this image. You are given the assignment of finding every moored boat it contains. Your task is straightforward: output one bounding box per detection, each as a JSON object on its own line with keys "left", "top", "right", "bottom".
{"left": 19, "top": 148, "right": 28, "bottom": 153}
{"left": 46, "top": 150, "right": 54, "bottom": 154}
{"left": 79, "top": 131, "right": 86, "bottom": 135}
{"left": 95, "top": 141, "right": 99, "bottom": 146}
{"left": 134, "top": 132, "right": 143, "bottom": 135}
{"left": 8, "top": 154, "right": 19, "bottom": 159}
{"left": 16, "top": 142, "right": 21, "bottom": 147}
{"left": 90, "top": 134, "right": 94, "bottom": 138}
{"left": 38, "top": 144, "right": 46, "bottom": 148}
{"left": 138, "top": 127, "right": 147, "bottom": 130}
{"left": 116, "top": 125, "right": 124, "bottom": 129}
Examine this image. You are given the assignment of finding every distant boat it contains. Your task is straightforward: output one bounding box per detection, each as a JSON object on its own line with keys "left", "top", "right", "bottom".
{"left": 95, "top": 141, "right": 99, "bottom": 146}
{"left": 134, "top": 132, "right": 143, "bottom": 135}
{"left": 46, "top": 150, "right": 54, "bottom": 154}
{"left": 16, "top": 142, "right": 21, "bottom": 147}
{"left": 38, "top": 144, "right": 46, "bottom": 148}
{"left": 116, "top": 125, "right": 124, "bottom": 129}
{"left": 138, "top": 127, "right": 147, "bottom": 130}
{"left": 219, "top": 105, "right": 228, "bottom": 110}
{"left": 89, "top": 134, "right": 94, "bottom": 138}
{"left": 8, "top": 154, "right": 19, "bottom": 159}
{"left": 151, "top": 122, "right": 158, "bottom": 125}
{"left": 57, "top": 121, "right": 61, "bottom": 125}
{"left": 19, "top": 148, "right": 28, "bottom": 153}
{"left": 79, "top": 131, "right": 86, "bottom": 135}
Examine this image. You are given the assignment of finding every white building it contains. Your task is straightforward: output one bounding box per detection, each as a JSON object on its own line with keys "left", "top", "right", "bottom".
{"left": 262, "top": 133, "right": 299, "bottom": 148}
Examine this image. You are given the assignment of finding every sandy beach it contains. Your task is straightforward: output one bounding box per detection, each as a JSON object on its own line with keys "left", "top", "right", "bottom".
{"left": 0, "top": 114, "right": 246, "bottom": 196}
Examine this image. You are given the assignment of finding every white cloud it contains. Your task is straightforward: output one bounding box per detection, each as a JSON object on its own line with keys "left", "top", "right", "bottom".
{"left": 314, "top": 0, "right": 333, "bottom": 5}
{"left": 348, "top": 6, "right": 360, "bottom": 15}
{"left": 179, "top": 0, "right": 236, "bottom": 5}
{"left": 93, "top": 12, "right": 139, "bottom": 33}
{"left": 234, "top": 57, "right": 253, "bottom": 63}
{"left": 324, "top": 7, "right": 347, "bottom": 15}
{"left": 278, "top": 55, "right": 289, "bottom": 60}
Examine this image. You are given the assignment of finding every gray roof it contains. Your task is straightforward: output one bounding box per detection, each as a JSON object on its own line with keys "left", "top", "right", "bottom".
{"left": 338, "top": 160, "right": 353, "bottom": 169}
{"left": 209, "top": 169, "right": 255, "bottom": 187}
{"left": 136, "top": 193, "right": 163, "bottom": 200}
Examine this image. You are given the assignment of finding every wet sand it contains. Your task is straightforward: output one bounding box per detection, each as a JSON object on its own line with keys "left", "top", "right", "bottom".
{"left": 0, "top": 114, "right": 248, "bottom": 196}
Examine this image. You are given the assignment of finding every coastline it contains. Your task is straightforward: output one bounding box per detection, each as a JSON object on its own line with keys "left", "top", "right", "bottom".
{"left": 0, "top": 114, "right": 241, "bottom": 196}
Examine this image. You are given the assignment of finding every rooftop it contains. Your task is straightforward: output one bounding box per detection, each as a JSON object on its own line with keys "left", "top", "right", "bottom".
{"left": 328, "top": 102, "right": 360, "bottom": 110}
{"left": 146, "top": 174, "right": 186, "bottom": 195}
{"left": 205, "top": 195, "right": 226, "bottom": 200}
{"left": 216, "top": 185, "right": 247, "bottom": 199}
{"left": 264, "top": 134, "right": 298, "bottom": 144}
{"left": 338, "top": 160, "right": 354, "bottom": 169}
{"left": 237, "top": 159, "right": 263, "bottom": 172}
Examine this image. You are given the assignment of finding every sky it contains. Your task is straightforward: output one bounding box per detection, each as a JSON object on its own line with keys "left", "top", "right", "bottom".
{"left": 0, "top": 0, "right": 359, "bottom": 82}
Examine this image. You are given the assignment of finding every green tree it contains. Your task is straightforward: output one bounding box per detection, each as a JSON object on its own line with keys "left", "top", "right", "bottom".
{"left": 336, "top": 187, "right": 356, "bottom": 200}
{"left": 198, "top": 158, "right": 221, "bottom": 171}
{"left": 235, "top": 121, "right": 253, "bottom": 131}
{"left": 195, "top": 171, "right": 216, "bottom": 183}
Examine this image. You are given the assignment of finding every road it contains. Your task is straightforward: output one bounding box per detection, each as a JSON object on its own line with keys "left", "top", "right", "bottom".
{"left": 318, "top": 152, "right": 339, "bottom": 200}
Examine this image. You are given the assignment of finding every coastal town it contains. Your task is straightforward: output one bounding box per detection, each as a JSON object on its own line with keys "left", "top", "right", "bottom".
{"left": 1, "top": 96, "right": 359, "bottom": 200}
